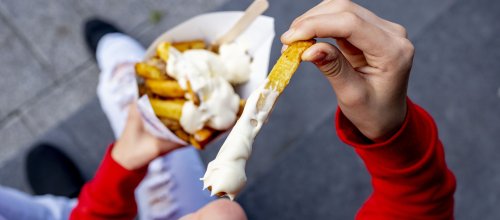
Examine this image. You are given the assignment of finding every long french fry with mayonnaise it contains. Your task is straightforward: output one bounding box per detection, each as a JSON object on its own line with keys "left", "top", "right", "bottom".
{"left": 149, "top": 98, "right": 184, "bottom": 120}
{"left": 145, "top": 79, "right": 185, "bottom": 98}
{"left": 202, "top": 40, "right": 315, "bottom": 200}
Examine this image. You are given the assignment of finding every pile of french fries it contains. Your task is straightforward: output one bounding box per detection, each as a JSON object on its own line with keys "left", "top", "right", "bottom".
{"left": 135, "top": 40, "right": 245, "bottom": 150}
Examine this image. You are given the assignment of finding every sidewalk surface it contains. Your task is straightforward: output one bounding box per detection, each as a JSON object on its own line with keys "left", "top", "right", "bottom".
{"left": 1, "top": 0, "right": 499, "bottom": 219}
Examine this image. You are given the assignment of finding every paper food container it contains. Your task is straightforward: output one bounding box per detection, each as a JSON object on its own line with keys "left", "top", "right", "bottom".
{"left": 136, "top": 12, "right": 275, "bottom": 145}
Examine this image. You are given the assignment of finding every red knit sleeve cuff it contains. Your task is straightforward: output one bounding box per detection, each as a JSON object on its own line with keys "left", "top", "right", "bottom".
{"left": 76, "top": 144, "right": 148, "bottom": 214}
{"left": 335, "top": 98, "right": 439, "bottom": 176}
{"left": 93, "top": 144, "right": 148, "bottom": 194}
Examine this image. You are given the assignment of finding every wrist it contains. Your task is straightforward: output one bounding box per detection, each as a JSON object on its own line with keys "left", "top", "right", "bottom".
{"left": 340, "top": 99, "right": 407, "bottom": 142}
{"left": 112, "top": 140, "right": 156, "bottom": 170}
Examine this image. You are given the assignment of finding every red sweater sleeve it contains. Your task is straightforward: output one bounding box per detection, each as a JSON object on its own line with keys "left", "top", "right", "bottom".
{"left": 336, "top": 99, "right": 456, "bottom": 219}
{"left": 70, "top": 144, "right": 147, "bottom": 220}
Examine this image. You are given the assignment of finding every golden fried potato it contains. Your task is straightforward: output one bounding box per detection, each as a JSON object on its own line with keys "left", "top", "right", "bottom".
{"left": 156, "top": 42, "right": 171, "bottom": 62}
{"left": 159, "top": 117, "right": 181, "bottom": 131}
{"left": 145, "top": 58, "right": 166, "bottom": 71}
{"left": 257, "top": 40, "right": 315, "bottom": 108}
{"left": 185, "top": 80, "right": 200, "bottom": 106}
{"left": 173, "top": 40, "right": 206, "bottom": 52}
{"left": 238, "top": 99, "right": 246, "bottom": 116}
{"left": 265, "top": 40, "right": 315, "bottom": 92}
{"left": 175, "top": 129, "right": 190, "bottom": 142}
{"left": 149, "top": 98, "right": 184, "bottom": 120}
{"left": 145, "top": 79, "right": 185, "bottom": 98}
{"left": 135, "top": 62, "right": 167, "bottom": 80}
{"left": 194, "top": 128, "right": 214, "bottom": 142}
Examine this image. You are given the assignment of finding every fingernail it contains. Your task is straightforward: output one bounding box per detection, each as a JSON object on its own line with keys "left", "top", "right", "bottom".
{"left": 313, "top": 52, "right": 327, "bottom": 61}
{"left": 281, "top": 29, "right": 295, "bottom": 40}
{"left": 303, "top": 49, "right": 326, "bottom": 62}
{"left": 281, "top": 45, "right": 288, "bottom": 53}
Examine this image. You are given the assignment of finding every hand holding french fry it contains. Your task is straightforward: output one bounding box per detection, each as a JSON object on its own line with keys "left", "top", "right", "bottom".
{"left": 281, "top": 0, "right": 415, "bottom": 140}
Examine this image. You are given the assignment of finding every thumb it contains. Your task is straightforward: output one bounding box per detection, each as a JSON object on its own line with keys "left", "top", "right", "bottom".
{"left": 301, "top": 42, "right": 356, "bottom": 88}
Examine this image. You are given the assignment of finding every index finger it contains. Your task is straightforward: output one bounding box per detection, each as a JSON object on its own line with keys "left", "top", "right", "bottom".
{"left": 281, "top": 12, "right": 395, "bottom": 57}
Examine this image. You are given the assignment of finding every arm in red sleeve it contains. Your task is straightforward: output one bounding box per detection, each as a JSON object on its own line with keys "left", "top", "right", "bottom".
{"left": 336, "top": 98, "right": 456, "bottom": 219}
{"left": 70, "top": 144, "right": 147, "bottom": 220}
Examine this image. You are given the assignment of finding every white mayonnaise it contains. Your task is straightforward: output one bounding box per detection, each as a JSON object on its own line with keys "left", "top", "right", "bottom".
{"left": 201, "top": 83, "right": 279, "bottom": 200}
{"left": 218, "top": 43, "right": 252, "bottom": 84}
{"left": 166, "top": 44, "right": 250, "bottom": 134}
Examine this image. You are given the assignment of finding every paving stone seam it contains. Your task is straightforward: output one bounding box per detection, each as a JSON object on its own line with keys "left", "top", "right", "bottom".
{"left": 18, "top": 114, "right": 36, "bottom": 138}
{"left": 0, "top": 59, "right": 93, "bottom": 130}
{"left": 0, "top": 5, "right": 54, "bottom": 77}
{"left": 0, "top": 61, "right": 97, "bottom": 167}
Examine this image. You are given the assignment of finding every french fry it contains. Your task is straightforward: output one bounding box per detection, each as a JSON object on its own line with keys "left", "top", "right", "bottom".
{"left": 145, "top": 79, "right": 185, "bottom": 98}
{"left": 175, "top": 129, "right": 190, "bottom": 142}
{"left": 185, "top": 80, "right": 201, "bottom": 105}
{"left": 257, "top": 40, "right": 315, "bottom": 108}
{"left": 173, "top": 40, "right": 206, "bottom": 52}
{"left": 145, "top": 58, "right": 166, "bottom": 71}
{"left": 138, "top": 83, "right": 148, "bottom": 97}
{"left": 156, "top": 42, "right": 171, "bottom": 62}
{"left": 159, "top": 117, "right": 182, "bottom": 131}
{"left": 190, "top": 136, "right": 202, "bottom": 150}
{"left": 238, "top": 99, "right": 246, "bottom": 116}
{"left": 194, "top": 128, "right": 214, "bottom": 142}
{"left": 149, "top": 98, "right": 184, "bottom": 120}
{"left": 135, "top": 62, "right": 167, "bottom": 80}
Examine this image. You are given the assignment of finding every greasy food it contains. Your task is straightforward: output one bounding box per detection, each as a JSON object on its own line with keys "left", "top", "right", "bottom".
{"left": 135, "top": 62, "right": 167, "bottom": 80}
{"left": 135, "top": 39, "right": 253, "bottom": 149}
{"left": 149, "top": 98, "right": 184, "bottom": 120}
{"left": 173, "top": 40, "right": 206, "bottom": 52}
{"left": 145, "top": 80, "right": 185, "bottom": 98}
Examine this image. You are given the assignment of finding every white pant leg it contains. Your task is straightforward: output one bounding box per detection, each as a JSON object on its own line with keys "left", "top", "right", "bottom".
{"left": 0, "top": 186, "right": 76, "bottom": 220}
{"left": 95, "top": 33, "right": 213, "bottom": 220}
{"left": 96, "top": 33, "right": 144, "bottom": 138}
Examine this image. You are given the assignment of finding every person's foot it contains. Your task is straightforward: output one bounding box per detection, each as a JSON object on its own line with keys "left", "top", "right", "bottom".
{"left": 83, "top": 18, "right": 122, "bottom": 56}
{"left": 26, "top": 143, "right": 85, "bottom": 198}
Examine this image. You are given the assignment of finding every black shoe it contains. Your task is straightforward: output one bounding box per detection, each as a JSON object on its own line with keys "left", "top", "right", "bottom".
{"left": 83, "top": 18, "right": 122, "bottom": 56}
{"left": 26, "top": 143, "right": 85, "bottom": 198}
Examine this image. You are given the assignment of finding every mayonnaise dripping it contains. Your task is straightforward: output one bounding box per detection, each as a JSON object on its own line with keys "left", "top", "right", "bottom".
{"left": 201, "top": 83, "right": 279, "bottom": 200}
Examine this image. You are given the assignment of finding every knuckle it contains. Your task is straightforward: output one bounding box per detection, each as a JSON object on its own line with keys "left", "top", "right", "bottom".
{"left": 333, "top": 0, "right": 350, "bottom": 11}
{"left": 399, "top": 38, "right": 415, "bottom": 56}
{"left": 393, "top": 23, "right": 408, "bottom": 37}
{"left": 384, "top": 38, "right": 415, "bottom": 71}
{"left": 291, "top": 16, "right": 304, "bottom": 28}
{"left": 293, "top": 16, "right": 308, "bottom": 28}
{"left": 340, "top": 11, "right": 362, "bottom": 27}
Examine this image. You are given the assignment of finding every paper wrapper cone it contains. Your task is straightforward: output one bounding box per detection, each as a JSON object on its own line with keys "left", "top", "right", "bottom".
{"left": 136, "top": 12, "right": 275, "bottom": 145}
